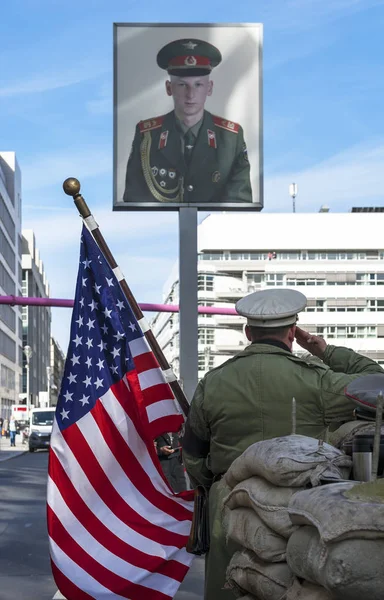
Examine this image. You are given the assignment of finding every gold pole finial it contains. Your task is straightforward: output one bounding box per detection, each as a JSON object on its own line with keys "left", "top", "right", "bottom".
{"left": 63, "top": 177, "right": 81, "bottom": 197}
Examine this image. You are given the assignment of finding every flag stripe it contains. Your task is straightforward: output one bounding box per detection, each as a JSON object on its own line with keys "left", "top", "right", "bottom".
{"left": 50, "top": 538, "right": 129, "bottom": 600}
{"left": 129, "top": 337, "right": 151, "bottom": 358}
{"left": 92, "top": 396, "right": 192, "bottom": 521}
{"left": 50, "top": 429, "right": 191, "bottom": 564}
{"left": 138, "top": 367, "right": 165, "bottom": 391}
{"left": 76, "top": 407, "right": 190, "bottom": 533}
{"left": 49, "top": 508, "right": 173, "bottom": 600}
{"left": 133, "top": 351, "right": 160, "bottom": 374}
{"left": 51, "top": 560, "right": 95, "bottom": 600}
{"left": 147, "top": 399, "right": 183, "bottom": 423}
{"left": 47, "top": 485, "right": 182, "bottom": 594}
{"left": 48, "top": 456, "right": 189, "bottom": 581}
{"left": 61, "top": 422, "right": 188, "bottom": 547}
{"left": 99, "top": 382, "right": 192, "bottom": 512}
{"left": 142, "top": 382, "right": 178, "bottom": 407}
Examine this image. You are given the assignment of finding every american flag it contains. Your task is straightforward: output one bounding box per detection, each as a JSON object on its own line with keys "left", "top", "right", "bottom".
{"left": 47, "top": 225, "right": 194, "bottom": 600}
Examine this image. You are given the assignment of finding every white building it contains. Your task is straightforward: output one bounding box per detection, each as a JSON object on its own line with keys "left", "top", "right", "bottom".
{"left": 152, "top": 210, "right": 384, "bottom": 381}
{"left": 0, "top": 152, "right": 23, "bottom": 420}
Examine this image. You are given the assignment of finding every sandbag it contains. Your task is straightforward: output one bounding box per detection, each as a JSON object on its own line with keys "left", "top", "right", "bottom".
{"left": 226, "top": 549, "right": 294, "bottom": 600}
{"left": 224, "top": 477, "right": 301, "bottom": 538}
{"left": 328, "top": 420, "right": 379, "bottom": 449}
{"left": 223, "top": 506, "right": 287, "bottom": 562}
{"left": 288, "top": 480, "right": 384, "bottom": 542}
{"left": 225, "top": 435, "right": 351, "bottom": 489}
{"left": 286, "top": 578, "right": 332, "bottom": 600}
{"left": 286, "top": 525, "right": 384, "bottom": 600}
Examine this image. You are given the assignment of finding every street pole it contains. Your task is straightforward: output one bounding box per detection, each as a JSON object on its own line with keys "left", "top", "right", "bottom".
{"left": 23, "top": 345, "right": 32, "bottom": 417}
{"left": 47, "top": 366, "right": 51, "bottom": 407}
{"left": 26, "top": 361, "right": 30, "bottom": 416}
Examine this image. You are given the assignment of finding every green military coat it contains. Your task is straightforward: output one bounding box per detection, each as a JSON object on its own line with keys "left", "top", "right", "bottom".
{"left": 122, "top": 110, "right": 252, "bottom": 204}
{"left": 182, "top": 342, "right": 384, "bottom": 600}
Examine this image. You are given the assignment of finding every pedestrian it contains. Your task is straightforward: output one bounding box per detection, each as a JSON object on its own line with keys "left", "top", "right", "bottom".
{"left": 9, "top": 417, "right": 17, "bottom": 447}
{"left": 182, "top": 288, "right": 384, "bottom": 599}
{"left": 3, "top": 418, "right": 9, "bottom": 438}
{"left": 123, "top": 38, "right": 252, "bottom": 205}
{"left": 0, "top": 417, "right": 3, "bottom": 437}
{"left": 156, "top": 432, "right": 187, "bottom": 493}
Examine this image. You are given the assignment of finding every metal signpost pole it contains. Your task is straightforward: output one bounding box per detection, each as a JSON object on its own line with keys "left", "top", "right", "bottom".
{"left": 178, "top": 207, "right": 198, "bottom": 402}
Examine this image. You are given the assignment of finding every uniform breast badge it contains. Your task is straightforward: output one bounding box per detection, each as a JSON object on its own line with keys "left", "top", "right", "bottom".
{"left": 159, "top": 130, "right": 169, "bottom": 149}
{"left": 207, "top": 129, "right": 217, "bottom": 149}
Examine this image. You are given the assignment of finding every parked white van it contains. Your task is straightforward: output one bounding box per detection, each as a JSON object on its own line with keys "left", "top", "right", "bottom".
{"left": 28, "top": 407, "right": 56, "bottom": 452}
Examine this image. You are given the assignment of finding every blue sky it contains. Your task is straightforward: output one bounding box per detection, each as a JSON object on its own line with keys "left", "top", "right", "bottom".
{"left": 1, "top": 0, "right": 384, "bottom": 352}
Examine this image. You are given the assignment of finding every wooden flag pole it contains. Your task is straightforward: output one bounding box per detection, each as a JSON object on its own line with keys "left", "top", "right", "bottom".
{"left": 63, "top": 177, "right": 190, "bottom": 417}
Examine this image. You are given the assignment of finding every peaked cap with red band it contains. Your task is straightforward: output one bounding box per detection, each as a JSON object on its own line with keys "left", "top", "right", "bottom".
{"left": 157, "top": 38, "right": 222, "bottom": 76}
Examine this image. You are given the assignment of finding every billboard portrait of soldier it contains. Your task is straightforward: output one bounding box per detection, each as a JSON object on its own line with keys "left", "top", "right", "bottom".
{"left": 113, "top": 24, "right": 263, "bottom": 210}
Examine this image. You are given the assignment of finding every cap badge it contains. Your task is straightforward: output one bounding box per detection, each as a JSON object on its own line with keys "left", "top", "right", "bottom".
{"left": 182, "top": 41, "right": 198, "bottom": 50}
{"left": 185, "top": 56, "right": 197, "bottom": 66}
{"left": 151, "top": 166, "right": 158, "bottom": 176}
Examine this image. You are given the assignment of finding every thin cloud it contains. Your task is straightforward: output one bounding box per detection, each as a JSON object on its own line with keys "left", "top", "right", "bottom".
{"left": 22, "top": 147, "right": 112, "bottom": 192}
{"left": 265, "top": 140, "right": 384, "bottom": 212}
{"left": 0, "top": 63, "right": 109, "bottom": 98}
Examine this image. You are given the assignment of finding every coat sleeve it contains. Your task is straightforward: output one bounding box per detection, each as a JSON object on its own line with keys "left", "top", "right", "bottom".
{"left": 181, "top": 379, "right": 214, "bottom": 489}
{"left": 123, "top": 125, "right": 148, "bottom": 202}
{"left": 221, "top": 126, "right": 253, "bottom": 203}
{"left": 320, "top": 345, "right": 384, "bottom": 424}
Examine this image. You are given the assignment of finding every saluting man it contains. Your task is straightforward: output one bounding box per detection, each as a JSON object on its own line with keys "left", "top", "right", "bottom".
{"left": 123, "top": 38, "right": 252, "bottom": 204}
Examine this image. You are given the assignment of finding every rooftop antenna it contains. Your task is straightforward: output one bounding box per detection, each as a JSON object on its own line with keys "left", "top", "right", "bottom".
{"left": 289, "top": 183, "right": 298, "bottom": 213}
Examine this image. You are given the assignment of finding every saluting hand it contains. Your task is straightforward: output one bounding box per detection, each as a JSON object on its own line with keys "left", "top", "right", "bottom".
{"left": 295, "top": 326, "right": 327, "bottom": 359}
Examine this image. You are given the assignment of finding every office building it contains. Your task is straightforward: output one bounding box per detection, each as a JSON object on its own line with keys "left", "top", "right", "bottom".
{"left": 152, "top": 211, "right": 384, "bottom": 380}
{"left": 0, "top": 152, "right": 23, "bottom": 420}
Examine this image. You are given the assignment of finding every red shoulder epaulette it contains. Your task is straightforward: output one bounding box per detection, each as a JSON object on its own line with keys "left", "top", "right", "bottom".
{"left": 213, "top": 116, "right": 240, "bottom": 134}
{"left": 138, "top": 116, "right": 164, "bottom": 133}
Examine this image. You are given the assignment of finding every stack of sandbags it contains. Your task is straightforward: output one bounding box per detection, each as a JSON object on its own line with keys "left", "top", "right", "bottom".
{"left": 222, "top": 436, "right": 351, "bottom": 600}
{"left": 286, "top": 480, "right": 384, "bottom": 600}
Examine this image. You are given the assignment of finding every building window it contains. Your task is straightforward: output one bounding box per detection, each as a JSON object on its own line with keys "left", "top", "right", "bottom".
{"left": 0, "top": 262, "right": 16, "bottom": 295}
{"left": 265, "top": 274, "right": 284, "bottom": 286}
{"left": 198, "top": 353, "right": 215, "bottom": 372}
{"left": 356, "top": 273, "right": 384, "bottom": 285}
{"left": 0, "top": 365, "right": 15, "bottom": 390}
{"left": 198, "top": 274, "right": 214, "bottom": 292}
{"left": 317, "top": 325, "right": 377, "bottom": 338}
{"left": 368, "top": 300, "right": 384, "bottom": 311}
{"left": 198, "top": 328, "right": 215, "bottom": 344}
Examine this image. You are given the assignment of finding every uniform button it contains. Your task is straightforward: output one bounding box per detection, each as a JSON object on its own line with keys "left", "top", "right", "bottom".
{"left": 187, "top": 184, "right": 194, "bottom": 192}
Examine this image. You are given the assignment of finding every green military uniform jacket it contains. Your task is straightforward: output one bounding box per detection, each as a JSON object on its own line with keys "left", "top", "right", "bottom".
{"left": 123, "top": 110, "right": 252, "bottom": 204}
{"left": 182, "top": 342, "right": 384, "bottom": 488}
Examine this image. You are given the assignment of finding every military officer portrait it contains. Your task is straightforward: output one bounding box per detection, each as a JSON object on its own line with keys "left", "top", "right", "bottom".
{"left": 122, "top": 38, "right": 253, "bottom": 205}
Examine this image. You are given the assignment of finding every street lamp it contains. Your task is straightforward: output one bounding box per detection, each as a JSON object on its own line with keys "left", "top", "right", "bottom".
{"left": 23, "top": 345, "right": 32, "bottom": 416}
{"left": 289, "top": 183, "right": 298, "bottom": 213}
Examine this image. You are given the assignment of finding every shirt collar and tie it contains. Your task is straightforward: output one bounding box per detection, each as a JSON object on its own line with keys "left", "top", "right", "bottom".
{"left": 175, "top": 116, "right": 204, "bottom": 164}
